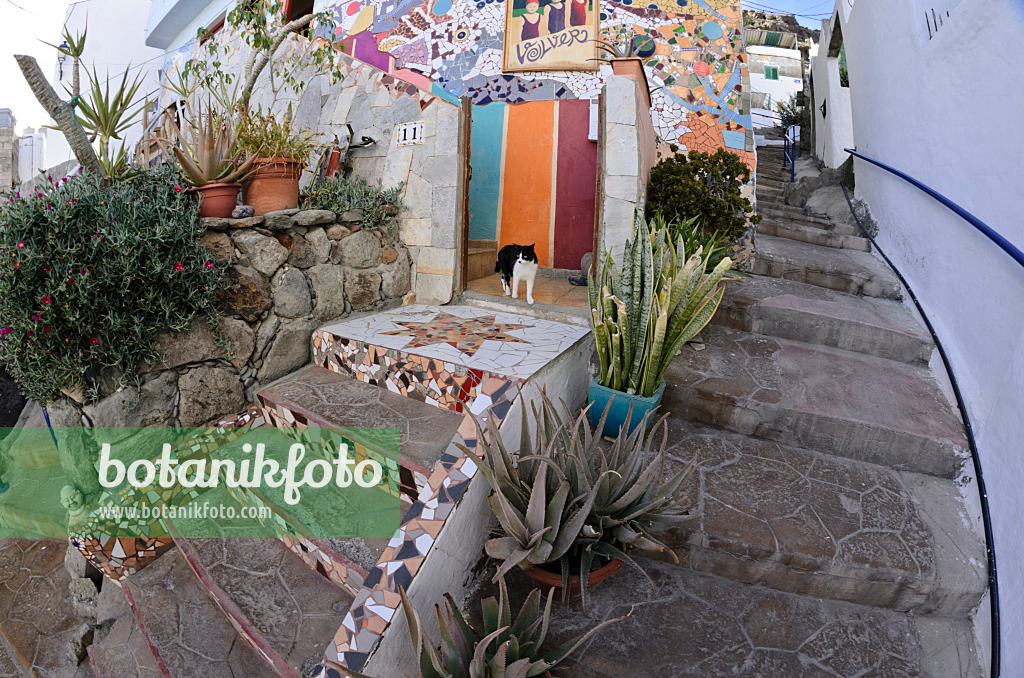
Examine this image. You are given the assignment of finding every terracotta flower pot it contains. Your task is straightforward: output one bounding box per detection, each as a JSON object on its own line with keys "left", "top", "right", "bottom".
{"left": 611, "top": 58, "right": 653, "bottom": 109}
{"left": 187, "top": 183, "right": 241, "bottom": 218}
{"left": 243, "top": 157, "right": 304, "bottom": 216}
{"left": 522, "top": 558, "right": 624, "bottom": 594}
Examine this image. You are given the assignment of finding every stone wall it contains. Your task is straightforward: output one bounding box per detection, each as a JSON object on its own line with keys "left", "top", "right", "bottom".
{"left": 599, "top": 74, "right": 658, "bottom": 265}
{"left": 0, "top": 128, "right": 19, "bottom": 191}
{"left": 47, "top": 208, "right": 412, "bottom": 429}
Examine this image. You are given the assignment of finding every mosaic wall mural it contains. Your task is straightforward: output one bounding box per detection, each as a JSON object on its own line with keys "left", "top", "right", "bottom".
{"left": 321, "top": 0, "right": 754, "bottom": 161}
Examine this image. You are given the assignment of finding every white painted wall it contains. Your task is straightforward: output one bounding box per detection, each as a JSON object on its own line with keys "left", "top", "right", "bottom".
{"left": 748, "top": 45, "right": 803, "bottom": 119}
{"left": 809, "top": 16, "right": 852, "bottom": 168}
{"left": 834, "top": 0, "right": 1024, "bottom": 673}
{"left": 46, "top": 0, "right": 163, "bottom": 169}
{"left": 17, "top": 129, "right": 45, "bottom": 188}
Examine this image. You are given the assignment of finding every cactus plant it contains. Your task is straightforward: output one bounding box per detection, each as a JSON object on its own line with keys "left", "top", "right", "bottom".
{"left": 590, "top": 215, "right": 733, "bottom": 398}
{"left": 347, "top": 578, "right": 627, "bottom": 678}
{"left": 464, "top": 392, "right": 696, "bottom": 606}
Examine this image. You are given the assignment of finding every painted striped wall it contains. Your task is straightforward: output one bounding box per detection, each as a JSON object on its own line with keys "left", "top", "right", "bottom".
{"left": 468, "top": 100, "right": 598, "bottom": 270}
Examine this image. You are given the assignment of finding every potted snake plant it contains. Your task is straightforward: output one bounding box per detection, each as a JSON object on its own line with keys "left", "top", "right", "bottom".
{"left": 236, "top": 106, "right": 318, "bottom": 216}
{"left": 153, "top": 98, "right": 260, "bottom": 218}
{"left": 464, "top": 392, "right": 695, "bottom": 608}
{"left": 348, "top": 578, "right": 627, "bottom": 678}
{"left": 589, "top": 215, "right": 732, "bottom": 437}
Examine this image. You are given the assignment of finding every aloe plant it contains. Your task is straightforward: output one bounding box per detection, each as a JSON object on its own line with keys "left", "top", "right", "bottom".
{"left": 594, "top": 33, "right": 656, "bottom": 60}
{"left": 590, "top": 215, "right": 733, "bottom": 398}
{"left": 464, "top": 392, "right": 695, "bottom": 606}
{"left": 346, "top": 579, "right": 626, "bottom": 678}
{"left": 152, "top": 98, "right": 259, "bottom": 187}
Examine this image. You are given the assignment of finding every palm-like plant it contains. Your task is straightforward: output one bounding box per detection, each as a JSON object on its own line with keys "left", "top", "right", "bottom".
{"left": 590, "top": 215, "right": 733, "bottom": 398}
{"left": 465, "top": 393, "right": 695, "bottom": 606}
{"left": 346, "top": 578, "right": 627, "bottom": 678}
{"left": 152, "top": 98, "right": 260, "bottom": 187}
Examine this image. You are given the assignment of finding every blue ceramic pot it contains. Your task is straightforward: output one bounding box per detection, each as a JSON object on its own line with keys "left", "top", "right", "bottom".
{"left": 588, "top": 378, "right": 666, "bottom": 437}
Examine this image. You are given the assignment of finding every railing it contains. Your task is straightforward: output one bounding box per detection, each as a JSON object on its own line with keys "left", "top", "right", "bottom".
{"left": 843, "top": 146, "right": 1008, "bottom": 678}
{"left": 845, "top": 148, "right": 1024, "bottom": 269}
{"left": 781, "top": 123, "right": 796, "bottom": 183}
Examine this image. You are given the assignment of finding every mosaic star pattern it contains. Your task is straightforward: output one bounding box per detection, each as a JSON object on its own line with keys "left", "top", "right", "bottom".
{"left": 381, "top": 311, "right": 532, "bottom": 356}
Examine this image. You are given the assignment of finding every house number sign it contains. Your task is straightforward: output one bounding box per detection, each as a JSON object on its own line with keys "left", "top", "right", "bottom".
{"left": 396, "top": 122, "right": 425, "bottom": 147}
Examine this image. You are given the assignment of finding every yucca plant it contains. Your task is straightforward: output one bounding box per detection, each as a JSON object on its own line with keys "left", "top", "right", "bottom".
{"left": 345, "top": 579, "right": 627, "bottom": 678}
{"left": 464, "top": 392, "right": 695, "bottom": 606}
{"left": 152, "top": 98, "right": 260, "bottom": 187}
{"left": 590, "top": 215, "right": 733, "bottom": 398}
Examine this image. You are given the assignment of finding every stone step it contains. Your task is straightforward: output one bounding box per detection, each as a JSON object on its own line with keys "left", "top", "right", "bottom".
{"left": 529, "top": 557, "right": 984, "bottom": 678}
{"left": 176, "top": 536, "right": 354, "bottom": 676}
{"left": 757, "top": 219, "right": 872, "bottom": 251}
{"left": 258, "top": 364, "right": 465, "bottom": 498}
{"left": 88, "top": 586, "right": 165, "bottom": 678}
{"left": 659, "top": 419, "right": 986, "bottom": 615}
{"left": 459, "top": 289, "right": 590, "bottom": 327}
{"left": 663, "top": 325, "right": 968, "bottom": 478}
{"left": 752, "top": 235, "right": 903, "bottom": 299}
{"left": 716, "top": 275, "right": 933, "bottom": 365}
{"left": 122, "top": 547, "right": 278, "bottom": 678}
{"left": 0, "top": 540, "right": 92, "bottom": 677}
{"left": 757, "top": 204, "right": 835, "bottom": 228}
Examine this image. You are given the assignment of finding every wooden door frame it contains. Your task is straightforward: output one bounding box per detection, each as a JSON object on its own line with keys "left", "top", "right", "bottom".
{"left": 456, "top": 97, "right": 473, "bottom": 293}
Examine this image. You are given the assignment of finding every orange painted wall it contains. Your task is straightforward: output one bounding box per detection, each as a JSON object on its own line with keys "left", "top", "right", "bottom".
{"left": 498, "top": 101, "right": 555, "bottom": 267}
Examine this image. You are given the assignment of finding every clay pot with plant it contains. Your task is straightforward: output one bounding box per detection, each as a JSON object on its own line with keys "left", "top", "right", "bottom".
{"left": 152, "top": 99, "right": 260, "bottom": 218}
{"left": 594, "top": 33, "right": 657, "bottom": 107}
{"left": 463, "top": 392, "right": 696, "bottom": 610}
{"left": 236, "top": 108, "right": 318, "bottom": 216}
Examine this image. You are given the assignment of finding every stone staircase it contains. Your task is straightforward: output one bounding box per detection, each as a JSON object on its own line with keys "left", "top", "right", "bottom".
{"left": 547, "top": 147, "right": 986, "bottom": 676}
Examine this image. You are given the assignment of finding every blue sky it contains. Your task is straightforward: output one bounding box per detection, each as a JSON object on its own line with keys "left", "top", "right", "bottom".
{"left": 740, "top": 0, "right": 836, "bottom": 29}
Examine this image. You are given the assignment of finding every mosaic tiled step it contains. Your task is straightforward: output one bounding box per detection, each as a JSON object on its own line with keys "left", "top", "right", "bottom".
{"left": 516, "top": 556, "right": 984, "bottom": 678}
{"left": 716, "top": 275, "right": 933, "bottom": 365}
{"left": 752, "top": 234, "right": 903, "bottom": 299}
{"left": 756, "top": 204, "right": 840, "bottom": 230}
{"left": 122, "top": 547, "right": 278, "bottom": 678}
{"left": 258, "top": 364, "right": 464, "bottom": 497}
{"left": 177, "top": 537, "right": 355, "bottom": 677}
{"left": 663, "top": 325, "right": 968, "bottom": 478}
{"left": 659, "top": 418, "right": 986, "bottom": 616}
{"left": 0, "top": 539, "right": 91, "bottom": 678}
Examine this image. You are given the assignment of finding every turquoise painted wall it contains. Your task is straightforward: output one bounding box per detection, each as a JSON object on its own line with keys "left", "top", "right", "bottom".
{"left": 468, "top": 103, "right": 506, "bottom": 241}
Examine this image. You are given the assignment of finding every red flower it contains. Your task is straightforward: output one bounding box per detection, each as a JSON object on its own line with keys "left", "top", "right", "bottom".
{"left": 205, "top": 261, "right": 215, "bottom": 269}
{"left": 174, "top": 186, "right": 183, "bottom": 192}
{"left": 44, "top": 266, "right": 51, "bottom": 272}
{"left": 173, "top": 262, "right": 184, "bottom": 271}
{"left": 31, "top": 314, "right": 40, "bottom": 322}
{"left": 16, "top": 241, "right": 25, "bottom": 250}
{"left": 67, "top": 277, "right": 74, "bottom": 284}
{"left": 0, "top": 327, "right": 11, "bottom": 336}
{"left": 41, "top": 295, "right": 51, "bottom": 304}
{"left": 43, "top": 326, "right": 52, "bottom": 333}
{"left": 90, "top": 337, "right": 99, "bottom": 346}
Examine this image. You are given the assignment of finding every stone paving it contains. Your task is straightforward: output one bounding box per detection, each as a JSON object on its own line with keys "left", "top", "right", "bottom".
{"left": 657, "top": 417, "right": 985, "bottom": 615}
{"left": 185, "top": 537, "right": 355, "bottom": 674}
{"left": 508, "top": 557, "right": 981, "bottom": 678}
{"left": 0, "top": 540, "right": 89, "bottom": 678}
{"left": 663, "top": 324, "right": 968, "bottom": 478}
{"left": 123, "top": 547, "right": 276, "bottom": 678}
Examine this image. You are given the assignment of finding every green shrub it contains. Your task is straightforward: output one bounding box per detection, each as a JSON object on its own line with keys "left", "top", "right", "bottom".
{"left": 0, "top": 166, "right": 221, "bottom": 403}
{"left": 304, "top": 173, "right": 403, "bottom": 238}
{"left": 646, "top": 147, "right": 759, "bottom": 244}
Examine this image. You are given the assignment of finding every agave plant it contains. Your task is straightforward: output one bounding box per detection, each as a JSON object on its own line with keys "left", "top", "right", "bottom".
{"left": 594, "top": 33, "right": 656, "bottom": 61}
{"left": 464, "top": 392, "right": 695, "bottom": 606}
{"left": 346, "top": 579, "right": 627, "bottom": 678}
{"left": 152, "top": 98, "right": 259, "bottom": 187}
{"left": 590, "top": 215, "right": 733, "bottom": 398}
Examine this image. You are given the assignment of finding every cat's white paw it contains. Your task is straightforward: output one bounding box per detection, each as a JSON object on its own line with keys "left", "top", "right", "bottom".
{"left": 527, "top": 297, "right": 535, "bottom": 305}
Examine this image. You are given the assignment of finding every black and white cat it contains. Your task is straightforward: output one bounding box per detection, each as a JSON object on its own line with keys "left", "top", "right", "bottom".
{"left": 495, "top": 244, "right": 539, "bottom": 305}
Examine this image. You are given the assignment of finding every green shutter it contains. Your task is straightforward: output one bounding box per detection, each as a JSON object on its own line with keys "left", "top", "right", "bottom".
{"left": 765, "top": 66, "right": 779, "bottom": 81}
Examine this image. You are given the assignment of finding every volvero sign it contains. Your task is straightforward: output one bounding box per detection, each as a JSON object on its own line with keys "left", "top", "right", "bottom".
{"left": 503, "top": 0, "right": 599, "bottom": 72}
